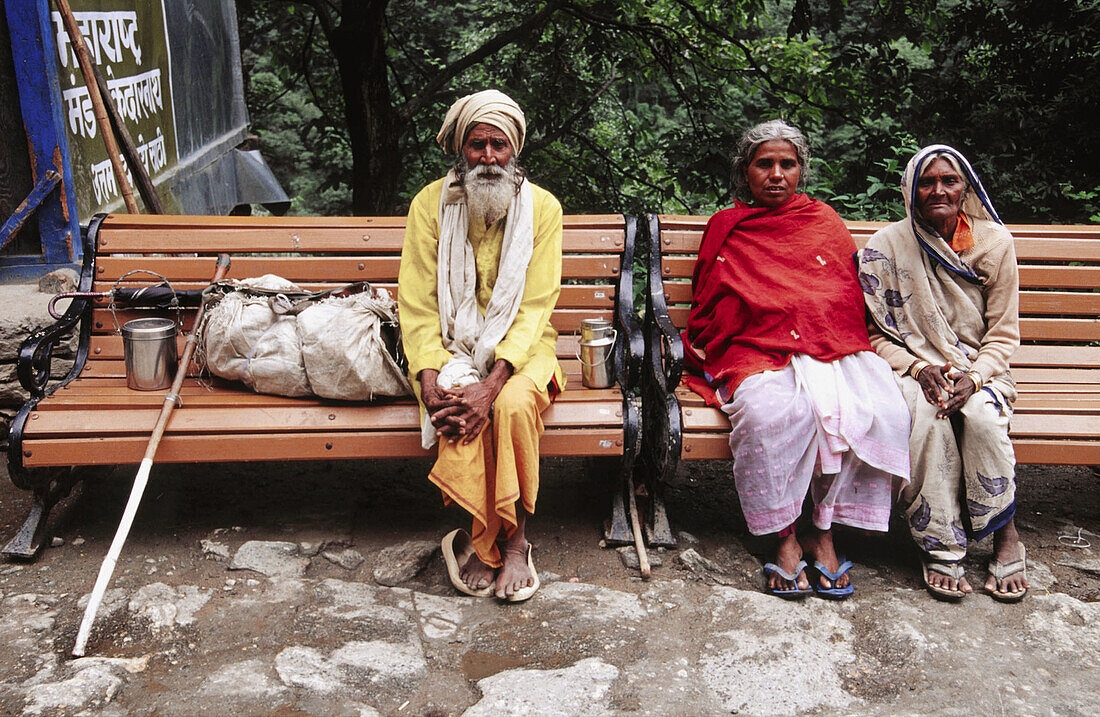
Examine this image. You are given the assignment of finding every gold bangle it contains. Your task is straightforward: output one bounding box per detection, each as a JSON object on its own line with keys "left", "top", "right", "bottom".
{"left": 908, "top": 360, "right": 931, "bottom": 378}
{"left": 965, "top": 370, "right": 983, "bottom": 391}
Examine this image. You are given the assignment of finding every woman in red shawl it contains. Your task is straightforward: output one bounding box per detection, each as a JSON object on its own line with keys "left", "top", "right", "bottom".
{"left": 683, "top": 120, "right": 910, "bottom": 599}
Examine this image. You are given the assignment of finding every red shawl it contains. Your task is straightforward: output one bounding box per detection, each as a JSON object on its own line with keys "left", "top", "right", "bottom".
{"left": 682, "top": 194, "right": 871, "bottom": 406}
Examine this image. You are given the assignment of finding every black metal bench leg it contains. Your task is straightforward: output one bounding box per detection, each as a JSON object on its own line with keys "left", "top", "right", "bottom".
{"left": 643, "top": 480, "right": 676, "bottom": 547}
{"left": 3, "top": 469, "right": 84, "bottom": 560}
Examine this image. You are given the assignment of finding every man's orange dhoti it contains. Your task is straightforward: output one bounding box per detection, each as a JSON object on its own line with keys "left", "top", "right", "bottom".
{"left": 428, "top": 375, "right": 550, "bottom": 567}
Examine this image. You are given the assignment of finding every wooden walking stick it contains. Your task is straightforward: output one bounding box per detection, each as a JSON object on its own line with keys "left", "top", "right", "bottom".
{"left": 626, "top": 473, "right": 652, "bottom": 580}
{"left": 54, "top": 0, "right": 138, "bottom": 214}
{"left": 73, "top": 254, "right": 231, "bottom": 657}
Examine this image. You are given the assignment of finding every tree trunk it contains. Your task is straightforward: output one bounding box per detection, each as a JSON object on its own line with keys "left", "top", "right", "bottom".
{"left": 329, "top": 1, "right": 403, "bottom": 215}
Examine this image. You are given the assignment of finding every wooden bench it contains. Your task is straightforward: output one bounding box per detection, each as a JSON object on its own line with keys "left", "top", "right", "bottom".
{"left": 641, "top": 214, "right": 1100, "bottom": 534}
{"left": 5, "top": 213, "right": 644, "bottom": 558}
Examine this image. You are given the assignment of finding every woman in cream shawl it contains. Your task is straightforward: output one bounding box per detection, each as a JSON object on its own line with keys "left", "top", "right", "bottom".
{"left": 858, "top": 145, "right": 1029, "bottom": 602}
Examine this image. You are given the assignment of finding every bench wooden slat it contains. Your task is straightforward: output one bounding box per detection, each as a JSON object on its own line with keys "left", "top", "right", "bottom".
{"left": 21, "top": 427, "right": 625, "bottom": 467}
{"left": 676, "top": 433, "right": 1100, "bottom": 465}
{"left": 86, "top": 331, "right": 592, "bottom": 360}
{"left": 97, "top": 227, "right": 627, "bottom": 254}
{"left": 29, "top": 398, "right": 625, "bottom": 435}
{"left": 98, "top": 254, "right": 625, "bottom": 282}
{"left": 659, "top": 306, "right": 1100, "bottom": 343}
{"left": 655, "top": 218, "right": 1100, "bottom": 260}
{"left": 97, "top": 213, "right": 626, "bottom": 229}
{"left": 90, "top": 307, "right": 615, "bottom": 336}
{"left": 657, "top": 282, "right": 1100, "bottom": 316}
{"left": 38, "top": 384, "right": 620, "bottom": 408}
{"left": 89, "top": 282, "right": 618, "bottom": 311}
{"left": 72, "top": 357, "right": 591, "bottom": 380}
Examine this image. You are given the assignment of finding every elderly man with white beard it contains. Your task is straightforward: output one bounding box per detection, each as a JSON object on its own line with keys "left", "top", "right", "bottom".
{"left": 398, "top": 90, "right": 564, "bottom": 602}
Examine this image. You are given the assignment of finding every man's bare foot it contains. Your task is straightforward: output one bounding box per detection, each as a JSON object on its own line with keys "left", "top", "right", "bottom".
{"left": 801, "top": 527, "right": 852, "bottom": 591}
{"left": 768, "top": 532, "right": 810, "bottom": 592}
{"left": 460, "top": 552, "right": 496, "bottom": 592}
{"left": 495, "top": 543, "right": 534, "bottom": 599}
{"left": 985, "top": 520, "right": 1029, "bottom": 596}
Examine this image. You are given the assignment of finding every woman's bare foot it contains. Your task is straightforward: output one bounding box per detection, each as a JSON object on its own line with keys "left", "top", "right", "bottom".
{"left": 985, "top": 519, "right": 1029, "bottom": 596}
{"left": 927, "top": 567, "right": 972, "bottom": 595}
{"left": 495, "top": 543, "right": 534, "bottom": 599}
{"left": 768, "top": 532, "right": 810, "bottom": 592}
{"left": 459, "top": 552, "right": 496, "bottom": 592}
{"left": 801, "top": 527, "right": 850, "bottom": 591}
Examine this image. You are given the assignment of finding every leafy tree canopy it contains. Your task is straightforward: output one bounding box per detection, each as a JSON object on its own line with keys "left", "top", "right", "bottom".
{"left": 238, "top": 0, "right": 1100, "bottom": 223}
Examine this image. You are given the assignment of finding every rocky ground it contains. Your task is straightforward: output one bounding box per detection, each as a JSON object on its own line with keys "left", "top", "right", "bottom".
{"left": 0, "top": 456, "right": 1095, "bottom": 716}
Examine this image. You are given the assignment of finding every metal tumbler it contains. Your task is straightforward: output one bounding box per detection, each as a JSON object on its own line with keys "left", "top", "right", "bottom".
{"left": 121, "top": 318, "right": 178, "bottom": 390}
{"left": 578, "top": 318, "right": 616, "bottom": 388}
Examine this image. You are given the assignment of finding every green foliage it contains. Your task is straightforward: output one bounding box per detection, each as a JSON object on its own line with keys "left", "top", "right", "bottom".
{"left": 237, "top": 0, "right": 1099, "bottom": 223}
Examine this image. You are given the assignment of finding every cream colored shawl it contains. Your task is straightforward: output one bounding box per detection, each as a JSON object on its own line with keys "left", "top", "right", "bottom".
{"left": 858, "top": 144, "right": 1017, "bottom": 401}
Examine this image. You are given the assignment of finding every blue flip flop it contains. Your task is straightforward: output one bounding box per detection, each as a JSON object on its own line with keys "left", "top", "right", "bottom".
{"left": 812, "top": 559, "right": 854, "bottom": 599}
{"left": 763, "top": 560, "right": 813, "bottom": 599}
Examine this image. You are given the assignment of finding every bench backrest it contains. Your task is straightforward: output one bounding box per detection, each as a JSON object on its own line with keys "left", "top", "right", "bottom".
{"left": 86, "top": 213, "right": 635, "bottom": 376}
{"left": 653, "top": 216, "right": 1100, "bottom": 376}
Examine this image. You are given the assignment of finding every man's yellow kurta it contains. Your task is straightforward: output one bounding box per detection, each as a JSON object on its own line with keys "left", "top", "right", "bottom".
{"left": 399, "top": 176, "right": 564, "bottom": 566}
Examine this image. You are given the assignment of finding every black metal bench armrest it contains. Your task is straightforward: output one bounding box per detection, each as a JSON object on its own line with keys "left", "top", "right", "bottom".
{"left": 17, "top": 215, "right": 100, "bottom": 397}
{"left": 614, "top": 215, "right": 644, "bottom": 391}
{"left": 644, "top": 214, "right": 684, "bottom": 395}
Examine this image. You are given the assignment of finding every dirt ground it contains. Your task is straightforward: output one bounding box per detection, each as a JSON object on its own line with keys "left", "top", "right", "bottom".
{"left": 0, "top": 456, "right": 1096, "bottom": 715}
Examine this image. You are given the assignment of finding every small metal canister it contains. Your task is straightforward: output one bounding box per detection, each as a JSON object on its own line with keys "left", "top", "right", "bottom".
{"left": 578, "top": 318, "right": 616, "bottom": 389}
{"left": 121, "top": 318, "right": 178, "bottom": 390}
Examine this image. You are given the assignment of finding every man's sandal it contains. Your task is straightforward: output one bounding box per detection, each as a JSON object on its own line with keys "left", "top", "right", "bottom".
{"left": 763, "top": 560, "right": 813, "bottom": 599}
{"left": 441, "top": 529, "right": 495, "bottom": 597}
{"left": 812, "top": 559, "right": 855, "bottom": 600}
{"left": 987, "top": 541, "right": 1029, "bottom": 603}
{"left": 921, "top": 557, "right": 967, "bottom": 600}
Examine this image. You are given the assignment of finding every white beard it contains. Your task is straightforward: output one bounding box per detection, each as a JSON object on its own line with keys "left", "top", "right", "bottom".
{"left": 464, "top": 161, "right": 518, "bottom": 226}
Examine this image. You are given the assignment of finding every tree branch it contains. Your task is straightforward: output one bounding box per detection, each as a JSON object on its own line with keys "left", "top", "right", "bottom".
{"left": 398, "top": 0, "right": 566, "bottom": 120}
{"left": 525, "top": 69, "right": 618, "bottom": 154}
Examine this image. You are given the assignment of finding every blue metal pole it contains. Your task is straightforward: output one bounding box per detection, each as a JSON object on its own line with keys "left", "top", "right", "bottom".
{"left": 5, "top": 0, "right": 81, "bottom": 264}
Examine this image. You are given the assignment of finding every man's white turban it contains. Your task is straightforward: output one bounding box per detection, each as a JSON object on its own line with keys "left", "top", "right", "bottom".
{"left": 436, "top": 90, "right": 526, "bottom": 156}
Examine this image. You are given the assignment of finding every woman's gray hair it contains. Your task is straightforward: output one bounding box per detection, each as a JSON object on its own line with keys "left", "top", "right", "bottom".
{"left": 731, "top": 119, "right": 811, "bottom": 203}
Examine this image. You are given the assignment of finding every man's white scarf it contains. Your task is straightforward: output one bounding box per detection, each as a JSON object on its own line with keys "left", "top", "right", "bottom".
{"left": 421, "top": 168, "right": 535, "bottom": 448}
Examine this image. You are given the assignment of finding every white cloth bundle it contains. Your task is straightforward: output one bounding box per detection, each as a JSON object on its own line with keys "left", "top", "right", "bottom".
{"left": 201, "top": 276, "right": 411, "bottom": 401}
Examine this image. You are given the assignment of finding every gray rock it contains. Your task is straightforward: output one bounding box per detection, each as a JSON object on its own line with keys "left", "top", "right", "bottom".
{"left": 676, "top": 530, "right": 700, "bottom": 545}
{"left": 412, "top": 591, "right": 472, "bottom": 640}
{"left": 274, "top": 646, "right": 345, "bottom": 693}
{"left": 463, "top": 657, "right": 619, "bottom": 716}
{"left": 371, "top": 540, "right": 437, "bottom": 586}
{"left": 298, "top": 540, "right": 327, "bottom": 557}
{"left": 331, "top": 640, "right": 427, "bottom": 680}
{"left": 201, "top": 539, "right": 232, "bottom": 560}
{"left": 201, "top": 659, "right": 287, "bottom": 698}
{"left": 23, "top": 663, "right": 124, "bottom": 715}
{"left": 702, "top": 586, "right": 857, "bottom": 716}
{"left": 538, "top": 582, "right": 647, "bottom": 621}
{"left": 37, "top": 268, "right": 79, "bottom": 294}
{"left": 322, "top": 547, "right": 365, "bottom": 571}
{"left": 230, "top": 540, "right": 310, "bottom": 578}
{"left": 128, "top": 583, "right": 212, "bottom": 630}
{"left": 1027, "top": 559, "right": 1057, "bottom": 590}
{"left": 1057, "top": 557, "right": 1100, "bottom": 576}
{"left": 677, "top": 548, "right": 736, "bottom": 586}
{"left": 50, "top": 536, "right": 64, "bottom": 548}
{"left": 274, "top": 640, "right": 427, "bottom": 694}
{"left": 617, "top": 545, "right": 662, "bottom": 570}
{"left": 76, "top": 588, "right": 130, "bottom": 623}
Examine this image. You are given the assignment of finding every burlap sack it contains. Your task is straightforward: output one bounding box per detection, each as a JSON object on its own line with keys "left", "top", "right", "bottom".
{"left": 201, "top": 275, "right": 312, "bottom": 397}
{"left": 297, "top": 288, "right": 412, "bottom": 400}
